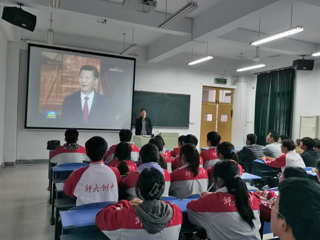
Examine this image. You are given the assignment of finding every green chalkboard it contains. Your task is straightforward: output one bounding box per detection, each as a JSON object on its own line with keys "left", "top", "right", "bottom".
{"left": 132, "top": 91, "right": 190, "bottom": 128}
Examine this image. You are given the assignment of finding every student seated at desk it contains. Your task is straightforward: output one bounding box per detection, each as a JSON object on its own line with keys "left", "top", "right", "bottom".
{"left": 64, "top": 136, "right": 120, "bottom": 206}
{"left": 201, "top": 131, "right": 221, "bottom": 169}
{"left": 170, "top": 135, "right": 185, "bottom": 157}
{"left": 311, "top": 161, "right": 320, "bottom": 182}
{"left": 172, "top": 134, "right": 204, "bottom": 170}
{"left": 258, "top": 166, "right": 308, "bottom": 222}
{"left": 187, "top": 160, "right": 261, "bottom": 240}
{"left": 50, "top": 129, "right": 88, "bottom": 165}
{"left": 107, "top": 142, "right": 137, "bottom": 175}
{"left": 122, "top": 143, "right": 171, "bottom": 198}
{"left": 207, "top": 142, "right": 243, "bottom": 185}
{"left": 170, "top": 144, "right": 208, "bottom": 199}
{"left": 271, "top": 178, "right": 320, "bottom": 240}
{"left": 104, "top": 129, "right": 140, "bottom": 163}
{"left": 149, "top": 136, "right": 172, "bottom": 173}
{"left": 299, "top": 137, "right": 320, "bottom": 167}
{"left": 263, "top": 131, "right": 282, "bottom": 158}
{"left": 262, "top": 139, "right": 306, "bottom": 171}
{"left": 96, "top": 168, "right": 182, "bottom": 240}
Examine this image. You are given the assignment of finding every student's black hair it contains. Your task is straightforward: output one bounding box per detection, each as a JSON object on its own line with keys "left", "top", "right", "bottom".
{"left": 278, "top": 178, "right": 320, "bottom": 240}
{"left": 281, "top": 139, "right": 295, "bottom": 151}
{"left": 140, "top": 108, "right": 147, "bottom": 112}
{"left": 213, "top": 160, "right": 255, "bottom": 228}
{"left": 136, "top": 168, "right": 165, "bottom": 200}
{"left": 246, "top": 133, "right": 257, "bottom": 145}
{"left": 217, "top": 142, "right": 240, "bottom": 163}
{"left": 280, "top": 135, "right": 289, "bottom": 141}
{"left": 85, "top": 136, "right": 108, "bottom": 162}
{"left": 315, "top": 139, "right": 320, "bottom": 149}
{"left": 149, "top": 138, "right": 167, "bottom": 169}
{"left": 283, "top": 166, "right": 308, "bottom": 179}
{"left": 139, "top": 143, "right": 159, "bottom": 164}
{"left": 114, "top": 142, "right": 131, "bottom": 175}
{"left": 180, "top": 143, "right": 199, "bottom": 177}
{"left": 301, "top": 137, "right": 315, "bottom": 150}
{"left": 269, "top": 131, "right": 279, "bottom": 142}
{"left": 184, "top": 134, "right": 198, "bottom": 146}
{"left": 295, "top": 139, "right": 301, "bottom": 147}
{"left": 119, "top": 129, "right": 133, "bottom": 142}
{"left": 65, "top": 129, "right": 79, "bottom": 144}
{"left": 314, "top": 138, "right": 320, "bottom": 141}
{"left": 207, "top": 131, "right": 221, "bottom": 146}
{"left": 79, "top": 65, "right": 99, "bottom": 79}
{"left": 178, "top": 135, "right": 185, "bottom": 145}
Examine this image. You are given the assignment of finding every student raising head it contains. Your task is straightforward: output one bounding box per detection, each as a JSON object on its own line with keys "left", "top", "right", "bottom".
{"left": 96, "top": 168, "right": 182, "bottom": 240}
{"left": 201, "top": 131, "right": 221, "bottom": 169}
{"left": 104, "top": 129, "right": 140, "bottom": 163}
{"left": 170, "top": 135, "right": 185, "bottom": 157}
{"left": 107, "top": 142, "right": 137, "bottom": 176}
{"left": 149, "top": 137, "right": 171, "bottom": 173}
{"left": 169, "top": 143, "right": 208, "bottom": 199}
{"left": 64, "top": 136, "right": 120, "bottom": 206}
{"left": 271, "top": 178, "right": 320, "bottom": 240}
{"left": 122, "top": 143, "right": 171, "bottom": 198}
{"left": 187, "top": 160, "right": 261, "bottom": 240}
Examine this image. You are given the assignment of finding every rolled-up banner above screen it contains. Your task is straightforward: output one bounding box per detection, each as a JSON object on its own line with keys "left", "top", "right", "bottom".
{"left": 26, "top": 44, "right": 136, "bottom": 130}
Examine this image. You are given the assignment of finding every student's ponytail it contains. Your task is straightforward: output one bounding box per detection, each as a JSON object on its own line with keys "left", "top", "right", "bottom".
{"left": 180, "top": 143, "right": 199, "bottom": 177}
{"left": 117, "top": 160, "right": 129, "bottom": 176}
{"left": 213, "top": 160, "right": 255, "bottom": 228}
{"left": 114, "top": 142, "right": 132, "bottom": 175}
{"left": 158, "top": 155, "right": 168, "bottom": 170}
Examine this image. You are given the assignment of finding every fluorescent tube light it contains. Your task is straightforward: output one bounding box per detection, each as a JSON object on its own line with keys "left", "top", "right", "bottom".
{"left": 159, "top": 1, "right": 198, "bottom": 29}
{"left": 236, "top": 64, "right": 266, "bottom": 72}
{"left": 49, "top": 0, "right": 61, "bottom": 8}
{"left": 188, "top": 56, "right": 213, "bottom": 66}
{"left": 251, "top": 26, "right": 304, "bottom": 46}
{"left": 312, "top": 52, "right": 320, "bottom": 57}
{"left": 120, "top": 44, "right": 138, "bottom": 55}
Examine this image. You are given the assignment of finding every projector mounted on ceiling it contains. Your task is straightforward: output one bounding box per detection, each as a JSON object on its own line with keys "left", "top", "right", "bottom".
{"left": 122, "top": 0, "right": 157, "bottom": 13}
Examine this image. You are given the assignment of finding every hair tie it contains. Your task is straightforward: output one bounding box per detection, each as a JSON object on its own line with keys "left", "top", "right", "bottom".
{"left": 234, "top": 175, "right": 240, "bottom": 179}
{"left": 230, "top": 149, "right": 236, "bottom": 154}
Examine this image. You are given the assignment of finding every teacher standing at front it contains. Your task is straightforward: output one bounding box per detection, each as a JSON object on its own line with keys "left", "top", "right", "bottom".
{"left": 135, "top": 109, "right": 153, "bottom": 135}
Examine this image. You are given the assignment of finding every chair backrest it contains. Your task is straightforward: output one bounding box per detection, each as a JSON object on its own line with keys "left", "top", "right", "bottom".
{"left": 161, "top": 196, "right": 177, "bottom": 201}
{"left": 68, "top": 201, "right": 117, "bottom": 211}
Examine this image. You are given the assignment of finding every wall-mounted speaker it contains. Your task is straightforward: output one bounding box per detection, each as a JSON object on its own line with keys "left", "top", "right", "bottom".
{"left": 293, "top": 59, "right": 314, "bottom": 71}
{"left": 2, "top": 7, "right": 37, "bottom": 32}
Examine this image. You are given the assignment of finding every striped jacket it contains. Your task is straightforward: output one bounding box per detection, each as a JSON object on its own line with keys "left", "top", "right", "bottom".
{"left": 104, "top": 143, "right": 140, "bottom": 163}
{"left": 96, "top": 200, "right": 182, "bottom": 240}
{"left": 122, "top": 169, "right": 171, "bottom": 198}
{"left": 170, "top": 165, "right": 208, "bottom": 199}
{"left": 64, "top": 162, "right": 120, "bottom": 206}
{"left": 187, "top": 187, "right": 261, "bottom": 240}
{"left": 200, "top": 147, "right": 219, "bottom": 169}
{"left": 50, "top": 145, "right": 88, "bottom": 165}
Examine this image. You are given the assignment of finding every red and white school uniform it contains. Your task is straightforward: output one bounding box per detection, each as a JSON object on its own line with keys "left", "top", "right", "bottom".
{"left": 170, "top": 165, "right": 208, "bottom": 199}
{"left": 64, "top": 161, "right": 120, "bottom": 206}
{"left": 104, "top": 143, "right": 140, "bottom": 163}
{"left": 259, "top": 190, "right": 278, "bottom": 222}
{"left": 108, "top": 160, "right": 137, "bottom": 173}
{"left": 122, "top": 167, "right": 171, "bottom": 198}
{"left": 187, "top": 187, "right": 261, "bottom": 240}
{"left": 200, "top": 147, "right": 219, "bottom": 169}
{"left": 170, "top": 147, "right": 181, "bottom": 158}
{"left": 265, "top": 150, "right": 306, "bottom": 171}
{"left": 171, "top": 155, "right": 204, "bottom": 171}
{"left": 207, "top": 160, "right": 243, "bottom": 181}
{"left": 161, "top": 150, "right": 172, "bottom": 173}
{"left": 50, "top": 145, "right": 88, "bottom": 165}
{"left": 96, "top": 200, "right": 182, "bottom": 240}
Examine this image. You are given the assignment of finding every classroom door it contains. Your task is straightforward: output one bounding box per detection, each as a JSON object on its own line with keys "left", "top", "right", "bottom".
{"left": 200, "top": 87, "right": 234, "bottom": 148}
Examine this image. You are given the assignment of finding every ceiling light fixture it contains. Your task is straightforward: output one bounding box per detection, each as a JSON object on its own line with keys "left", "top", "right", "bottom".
{"left": 159, "top": 1, "right": 198, "bottom": 29}
{"left": 120, "top": 28, "right": 138, "bottom": 56}
{"left": 236, "top": 64, "right": 266, "bottom": 72}
{"left": 311, "top": 52, "right": 320, "bottom": 57}
{"left": 188, "top": 41, "right": 213, "bottom": 66}
{"left": 47, "top": 13, "right": 54, "bottom": 45}
{"left": 49, "top": 0, "right": 61, "bottom": 8}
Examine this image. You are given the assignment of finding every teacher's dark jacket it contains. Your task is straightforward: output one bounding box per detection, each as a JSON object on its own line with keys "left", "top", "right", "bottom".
{"left": 135, "top": 117, "right": 152, "bottom": 135}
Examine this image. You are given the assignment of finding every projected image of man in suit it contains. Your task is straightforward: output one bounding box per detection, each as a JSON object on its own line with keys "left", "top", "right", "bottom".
{"left": 61, "top": 65, "right": 107, "bottom": 127}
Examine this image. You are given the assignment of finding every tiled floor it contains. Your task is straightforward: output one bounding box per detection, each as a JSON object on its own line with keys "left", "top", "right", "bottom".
{"left": 0, "top": 164, "right": 54, "bottom": 240}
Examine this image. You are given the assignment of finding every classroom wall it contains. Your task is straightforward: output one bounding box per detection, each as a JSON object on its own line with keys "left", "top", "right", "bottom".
{"left": 292, "top": 62, "right": 320, "bottom": 139}
{"left": 4, "top": 48, "right": 251, "bottom": 162}
{"left": 0, "top": 29, "right": 7, "bottom": 166}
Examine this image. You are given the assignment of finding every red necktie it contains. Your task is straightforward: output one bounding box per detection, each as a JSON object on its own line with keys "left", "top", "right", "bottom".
{"left": 83, "top": 96, "right": 89, "bottom": 123}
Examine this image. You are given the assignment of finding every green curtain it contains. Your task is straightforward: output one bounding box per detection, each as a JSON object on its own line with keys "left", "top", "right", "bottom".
{"left": 254, "top": 68, "right": 295, "bottom": 145}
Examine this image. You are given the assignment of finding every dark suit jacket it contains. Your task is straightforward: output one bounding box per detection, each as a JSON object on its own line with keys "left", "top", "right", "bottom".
{"left": 300, "top": 149, "right": 320, "bottom": 167}
{"left": 135, "top": 117, "right": 152, "bottom": 135}
{"left": 61, "top": 91, "right": 108, "bottom": 128}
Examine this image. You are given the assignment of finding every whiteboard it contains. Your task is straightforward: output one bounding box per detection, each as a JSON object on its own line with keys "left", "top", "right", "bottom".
{"left": 299, "top": 116, "right": 319, "bottom": 138}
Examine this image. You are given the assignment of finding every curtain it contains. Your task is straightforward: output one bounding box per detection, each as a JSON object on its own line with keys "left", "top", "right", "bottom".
{"left": 254, "top": 68, "right": 295, "bottom": 145}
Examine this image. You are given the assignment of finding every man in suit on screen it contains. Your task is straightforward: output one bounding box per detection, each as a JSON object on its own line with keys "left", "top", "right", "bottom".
{"left": 61, "top": 65, "right": 107, "bottom": 128}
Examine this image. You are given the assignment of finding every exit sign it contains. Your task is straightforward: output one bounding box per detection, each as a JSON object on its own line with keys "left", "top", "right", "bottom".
{"left": 215, "top": 78, "right": 227, "bottom": 84}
